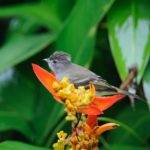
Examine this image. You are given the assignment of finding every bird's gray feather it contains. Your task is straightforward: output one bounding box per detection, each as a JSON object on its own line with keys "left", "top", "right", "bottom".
{"left": 45, "top": 51, "right": 140, "bottom": 98}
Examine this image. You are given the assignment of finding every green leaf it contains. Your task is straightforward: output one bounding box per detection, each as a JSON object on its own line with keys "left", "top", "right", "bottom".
{"left": 0, "top": 33, "right": 56, "bottom": 73}
{"left": 43, "top": 0, "right": 76, "bottom": 21}
{"left": 104, "top": 102, "right": 150, "bottom": 146}
{"left": 0, "top": 141, "right": 49, "bottom": 150}
{"left": 0, "top": 64, "right": 64, "bottom": 143}
{"left": 143, "top": 61, "right": 150, "bottom": 109}
{"left": 0, "top": 68, "right": 36, "bottom": 120}
{"left": 0, "top": 67, "right": 37, "bottom": 139}
{"left": 108, "top": 0, "right": 150, "bottom": 82}
{"left": 75, "top": 26, "right": 96, "bottom": 67}
{"left": 56, "top": 0, "right": 115, "bottom": 65}
{"left": 8, "top": 17, "right": 42, "bottom": 35}
{"left": 0, "top": 112, "right": 33, "bottom": 139}
{"left": 0, "top": 3, "right": 61, "bottom": 31}
{"left": 45, "top": 118, "right": 67, "bottom": 147}
{"left": 100, "top": 117, "right": 143, "bottom": 144}
{"left": 32, "top": 85, "right": 64, "bottom": 145}
{"left": 103, "top": 144, "right": 149, "bottom": 150}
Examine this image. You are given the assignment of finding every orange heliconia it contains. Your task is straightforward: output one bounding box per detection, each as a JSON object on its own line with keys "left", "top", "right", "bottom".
{"left": 32, "top": 64, "right": 125, "bottom": 116}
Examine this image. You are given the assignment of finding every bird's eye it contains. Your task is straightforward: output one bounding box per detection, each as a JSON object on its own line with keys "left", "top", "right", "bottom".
{"left": 53, "top": 60, "right": 57, "bottom": 64}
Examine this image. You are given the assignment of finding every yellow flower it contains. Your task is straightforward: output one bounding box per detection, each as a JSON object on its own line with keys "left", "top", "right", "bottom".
{"left": 53, "top": 131, "right": 67, "bottom": 150}
{"left": 52, "top": 77, "right": 95, "bottom": 121}
{"left": 70, "top": 122, "right": 119, "bottom": 149}
{"left": 53, "top": 122, "right": 119, "bottom": 150}
{"left": 57, "top": 131, "right": 67, "bottom": 140}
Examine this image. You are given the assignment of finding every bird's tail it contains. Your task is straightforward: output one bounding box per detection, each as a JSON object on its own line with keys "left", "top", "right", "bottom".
{"left": 111, "top": 85, "right": 141, "bottom": 100}
{"left": 93, "top": 81, "right": 142, "bottom": 100}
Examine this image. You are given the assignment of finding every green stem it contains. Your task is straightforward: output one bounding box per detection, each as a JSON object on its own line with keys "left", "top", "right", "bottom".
{"left": 100, "top": 136, "right": 111, "bottom": 150}
{"left": 45, "top": 119, "right": 67, "bottom": 147}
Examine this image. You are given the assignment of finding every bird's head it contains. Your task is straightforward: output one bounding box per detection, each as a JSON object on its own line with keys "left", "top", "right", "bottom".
{"left": 43, "top": 51, "right": 71, "bottom": 73}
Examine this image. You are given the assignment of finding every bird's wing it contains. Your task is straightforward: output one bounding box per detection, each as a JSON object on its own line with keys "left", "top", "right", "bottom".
{"left": 67, "top": 64, "right": 99, "bottom": 86}
{"left": 65, "top": 64, "right": 139, "bottom": 98}
{"left": 91, "top": 79, "right": 117, "bottom": 96}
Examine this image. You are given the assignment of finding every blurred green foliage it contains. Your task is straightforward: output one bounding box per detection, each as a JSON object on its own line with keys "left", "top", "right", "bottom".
{"left": 0, "top": 0, "right": 149, "bottom": 149}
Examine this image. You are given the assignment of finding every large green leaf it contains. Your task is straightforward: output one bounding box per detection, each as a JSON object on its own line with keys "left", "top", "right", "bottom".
{"left": 0, "top": 64, "right": 64, "bottom": 143}
{"left": 0, "top": 67, "right": 37, "bottom": 139}
{"left": 108, "top": 0, "right": 150, "bottom": 82}
{"left": 32, "top": 85, "right": 64, "bottom": 145}
{"left": 0, "top": 3, "right": 61, "bottom": 31}
{"left": 0, "top": 112, "right": 33, "bottom": 139}
{"left": 143, "top": 61, "right": 150, "bottom": 109}
{"left": 8, "top": 17, "right": 43, "bottom": 35}
{"left": 103, "top": 102, "right": 150, "bottom": 146}
{"left": 56, "top": 0, "right": 115, "bottom": 65}
{"left": 0, "top": 62, "right": 63, "bottom": 144}
{"left": 103, "top": 144, "right": 149, "bottom": 150}
{"left": 0, "top": 33, "right": 55, "bottom": 73}
{"left": 0, "top": 68, "right": 36, "bottom": 120}
{"left": 43, "top": 0, "right": 76, "bottom": 21}
{"left": 0, "top": 141, "right": 49, "bottom": 150}
{"left": 76, "top": 26, "right": 96, "bottom": 67}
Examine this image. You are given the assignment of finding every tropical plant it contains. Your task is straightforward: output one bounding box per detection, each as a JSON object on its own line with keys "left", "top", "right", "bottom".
{"left": 0, "top": 0, "right": 149, "bottom": 149}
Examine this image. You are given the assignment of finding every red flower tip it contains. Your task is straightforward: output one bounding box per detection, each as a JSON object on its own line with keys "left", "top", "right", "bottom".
{"left": 92, "top": 94, "right": 125, "bottom": 111}
{"left": 32, "top": 63, "right": 61, "bottom": 102}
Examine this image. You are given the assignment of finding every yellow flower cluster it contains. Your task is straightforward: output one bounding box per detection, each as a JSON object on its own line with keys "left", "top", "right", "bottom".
{"left": 53, "top": 131, "right": 67, "bottom": 150}
{"left": 52, "top": 77, "right": 95, "bottom": 121}
{"left": 53, "top": 122, "right": 118, "bottom": 150}
{"left": 70, "top": 123, "right": 98, "bottom": 149}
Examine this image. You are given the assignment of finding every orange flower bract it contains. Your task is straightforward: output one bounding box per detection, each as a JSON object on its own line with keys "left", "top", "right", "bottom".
{"left": 32, "top": 64, "right": 125, "bottom": 116}
{"left": 32, "top": 63, "right": 125, "bottom": 149}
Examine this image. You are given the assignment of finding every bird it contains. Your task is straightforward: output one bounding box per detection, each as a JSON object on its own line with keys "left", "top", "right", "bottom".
{"left": 43, "top": 51, "right": 139, "bottom": 98}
